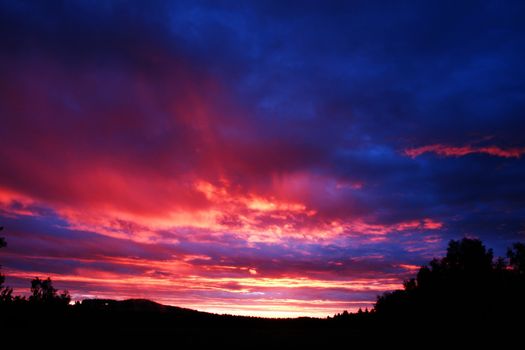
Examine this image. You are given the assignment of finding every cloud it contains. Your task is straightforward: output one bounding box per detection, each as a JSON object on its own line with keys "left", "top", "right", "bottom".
{"left": 404, "top": 144, "right": 525, "bottom": 159}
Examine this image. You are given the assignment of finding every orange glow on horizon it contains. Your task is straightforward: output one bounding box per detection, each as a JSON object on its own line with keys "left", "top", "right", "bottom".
{"left": 4, "top": 266, "right": 393, "bottom": 317}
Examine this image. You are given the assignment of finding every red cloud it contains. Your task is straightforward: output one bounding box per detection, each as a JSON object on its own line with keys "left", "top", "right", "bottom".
{"left": 404, "top": 144, "right": 525, "bottom": 159}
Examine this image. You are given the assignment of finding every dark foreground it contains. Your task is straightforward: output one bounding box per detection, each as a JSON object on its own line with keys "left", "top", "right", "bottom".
{"left": 1, "top": 299, "right": 373, "bottom": 345}
{"left": 0, "top": 297, "right": 522, "bottom": 346}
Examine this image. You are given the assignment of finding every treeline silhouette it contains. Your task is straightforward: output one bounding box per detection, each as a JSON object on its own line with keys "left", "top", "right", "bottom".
{"left": 1, "top": 224, "right": 524, "bottom": 343}
{"left": 373, "top": 238, "right": 525, "bottom": 336}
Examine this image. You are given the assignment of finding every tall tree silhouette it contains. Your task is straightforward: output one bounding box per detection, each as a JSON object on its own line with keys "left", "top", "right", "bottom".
{"left": 508, "top": 242, "right": 525, "bottom": 275}
{"left": 0, "top": 227, "right": 5, "bottom": 249}
{"left": 0, "top": 226, "right": 13, "bottom": 302}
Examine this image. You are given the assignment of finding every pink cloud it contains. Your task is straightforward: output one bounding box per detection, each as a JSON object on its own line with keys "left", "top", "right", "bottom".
{"left": 404, "top": 144, "right": 525, "bottom": 159}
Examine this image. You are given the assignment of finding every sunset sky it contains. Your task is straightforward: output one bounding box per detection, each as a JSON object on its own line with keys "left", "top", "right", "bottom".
{"left": 1, "top": 1, "right": 524, "bottom": 317}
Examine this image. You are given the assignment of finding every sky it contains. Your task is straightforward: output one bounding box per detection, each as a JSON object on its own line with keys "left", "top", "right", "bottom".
{"left": 0, "top": 0, "right": 524, "bottom": 318}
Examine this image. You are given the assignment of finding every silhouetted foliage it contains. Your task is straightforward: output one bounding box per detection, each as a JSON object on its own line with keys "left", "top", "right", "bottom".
{"left": 0, "top": 227, "right": 5, "bottom": 249}
{"left": 508, "top": 242, "right": 525, "bottom": 275}
{"left": 0, "top": 285, "right": 13, "bottom": 302}
{"left": 29, "top": 277, "right": 71, "bottom": 306}
{"left": 374, "top": 238, "right": 525, "bottom": 333}
{"left": 0, "top": 226, "right": 13, "bottom": 302}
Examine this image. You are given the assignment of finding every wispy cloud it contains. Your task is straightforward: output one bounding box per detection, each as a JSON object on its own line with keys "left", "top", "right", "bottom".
{"left": 404, "top": 144, "right": 525, "bottom": 159}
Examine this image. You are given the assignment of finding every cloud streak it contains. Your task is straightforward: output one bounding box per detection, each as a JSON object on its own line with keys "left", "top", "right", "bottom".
{"left": 405, "top": 144, "right": 525, "bottom": 159}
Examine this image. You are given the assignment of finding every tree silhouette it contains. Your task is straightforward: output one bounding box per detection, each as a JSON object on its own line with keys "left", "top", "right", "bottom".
{"left": 508, "top": 242, "right": 525, "bottom": 275}
{"left": 0, "top": 226, "right": 13, "bottom": 302}
{"left": 29, "top": 277, "right": 70, "bottom": 306}
{"left": 0, "top": 227, "right": 5, "bottom": 249}
{"left": 374, "top": 237, "right": 525, "bottom": 332}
